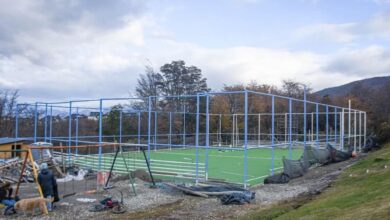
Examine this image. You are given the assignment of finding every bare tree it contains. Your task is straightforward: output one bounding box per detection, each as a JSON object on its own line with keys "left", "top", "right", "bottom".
{"left": 135, "top": 65, "right": 161, "bottom": 98}
{"left": 281, "top": 79, "right": 311, "bottom": 99}
{"left": 0, "top": 89, "right": 19, "bottom": 137}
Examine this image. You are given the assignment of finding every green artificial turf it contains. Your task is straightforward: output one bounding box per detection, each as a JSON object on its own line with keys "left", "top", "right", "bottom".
{"left": 71, "top": 147, "right": 303, "bottom": 185}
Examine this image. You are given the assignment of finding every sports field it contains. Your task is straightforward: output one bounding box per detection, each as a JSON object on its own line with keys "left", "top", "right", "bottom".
{"left": 72, "top": 147, "right": 303, "bottom": 186}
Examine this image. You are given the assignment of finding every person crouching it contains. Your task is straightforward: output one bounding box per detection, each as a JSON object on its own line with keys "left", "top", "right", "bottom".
{"left": 0, "top": 181, "right": 17, "bottom": 215}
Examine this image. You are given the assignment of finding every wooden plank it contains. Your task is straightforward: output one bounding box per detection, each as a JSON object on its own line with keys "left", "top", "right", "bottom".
{"left": 27, "top": 148, "right": 48, "bottom": 215}
{"left": 49, "top": 157, "right": 64, "bottom": 177}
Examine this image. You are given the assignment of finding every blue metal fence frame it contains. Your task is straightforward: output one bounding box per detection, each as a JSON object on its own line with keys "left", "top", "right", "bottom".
{"left": 12, "top": 89, "right": 367, "bottom": 188}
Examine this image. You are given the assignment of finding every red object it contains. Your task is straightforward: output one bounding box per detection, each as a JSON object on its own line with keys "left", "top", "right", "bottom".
{"left": 106, "top": 200, "right": 114, "bottom": 207}
{"left": 97, "top": 172, "right": 110, "bottom": 185}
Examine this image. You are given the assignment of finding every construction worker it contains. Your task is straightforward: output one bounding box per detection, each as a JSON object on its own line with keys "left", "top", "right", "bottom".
{"left": 38, "top": 163, "right": 57, "bottom": 211}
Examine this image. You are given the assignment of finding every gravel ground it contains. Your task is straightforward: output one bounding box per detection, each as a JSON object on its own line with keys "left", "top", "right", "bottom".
{"left": 137, "top": 156, "right": 361, "bottom": 220}
{"left": 1, "top": 177, "right": 184, "bottom": 220}
{"left": 0, "top": 156, "right": 361, "bottom": 220}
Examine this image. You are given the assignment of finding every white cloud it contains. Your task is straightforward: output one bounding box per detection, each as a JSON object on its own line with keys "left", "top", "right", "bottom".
{"left": 325, "top": 46, "right": 390, "bottom": 76}
{"left": 0, "top": 0, "right": 151, "bottom": 101}
{"left": 366, "top": 12, "right": 390, "bottom": 38}
{"left": 295, "top": 23, "right": 358, "bottom": 43}
{"left": 294, "top": 11, "right": 390, "bottom": 43}
{"left": 1, "top": 0, "right": 389, "bottom": 103}
{"left": 146, "top": 42, "right": 390, "bottom": 92}
{"left": 151, "top": 44, "right": 326, "bottom": 88}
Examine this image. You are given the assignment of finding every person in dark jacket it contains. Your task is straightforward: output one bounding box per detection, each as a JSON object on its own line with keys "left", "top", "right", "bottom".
{"left": 38, "top": 163, "right": 57, "bottom": 211}
{"left": 0, "top": 181, "right": 16, "bottom": 215}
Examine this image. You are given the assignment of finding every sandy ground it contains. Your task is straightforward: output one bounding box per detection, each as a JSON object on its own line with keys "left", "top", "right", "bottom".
{"left": 0, "top": 156, "right": 361, "bottom": 220}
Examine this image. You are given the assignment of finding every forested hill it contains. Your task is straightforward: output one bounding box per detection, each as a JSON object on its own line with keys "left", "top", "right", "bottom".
{"left": 313, "top": 75, "right": 390, "bottom": 143}
{"left": 314, "top": 76, "right": 390, "bottom": 97}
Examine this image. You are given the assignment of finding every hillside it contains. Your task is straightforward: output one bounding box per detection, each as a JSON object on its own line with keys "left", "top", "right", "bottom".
{"left": 314, "top": 75, "right": 390, "bottom": 97}
{"left": 241, "top": 143, "right": 390, "bottom": 220}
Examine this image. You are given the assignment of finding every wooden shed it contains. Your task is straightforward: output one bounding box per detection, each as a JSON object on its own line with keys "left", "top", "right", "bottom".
{"left": 0, "top": 138, "right": 27, "bottom": 159}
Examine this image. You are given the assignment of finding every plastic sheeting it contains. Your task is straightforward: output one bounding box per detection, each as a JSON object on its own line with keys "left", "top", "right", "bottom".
{"left": 362, "top": 136, "right": 380, "bottom": 152}
{"left": 169, "top": 183, "right": 255, "bottom": 205}
{"left": 57, "top": 169, "right": 88, "bottom": 183}
{"left": 283, "top": 158, "right": 307, "bottom": 179}
{"left": 327, "top": 145, "right": 353, "bottom": 162}
{"left": 263, "top": 173, "right": 290, "bottom": 184}
{"left": 311, "top": 147, "right": 332, "bottom": 165}
{"left": 220, "top": 191, "right": 255, "bottom": 205}
{"left": 264, "top": 144, "right": 352, "bottom": 184}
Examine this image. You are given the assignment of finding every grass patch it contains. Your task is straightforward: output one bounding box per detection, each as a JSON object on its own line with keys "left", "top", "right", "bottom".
{"left": 240, "top": 195, "right": 314, "bottom": 220}
{"left": 240, "top": 143, "right": 390, "bottom": 220}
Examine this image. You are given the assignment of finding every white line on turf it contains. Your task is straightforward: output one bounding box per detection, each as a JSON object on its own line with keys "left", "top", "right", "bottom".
{"left": 153, "top": 151, "right": 286, "bottom": 160}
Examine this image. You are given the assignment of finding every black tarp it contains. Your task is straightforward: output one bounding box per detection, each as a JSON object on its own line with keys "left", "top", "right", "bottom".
{"left": 174, "top": 184, "right": 255, "bottom": 205}
{"left": 264, "top": 144, "right": 352, "bottom": 184}
{"left": 362, "top": 136, "right": 380, "bottom": 152}
{"left": 220, "top": 191, "right": 255, "bottom": 205}
{"left": 327, "top": 144, "right": 352, "bottom": 162}
{"left": 263, "top": 173, "right": 290, "bottom": 184}
{"left": 283, "top": 158, "right": 307, "bottom": 178}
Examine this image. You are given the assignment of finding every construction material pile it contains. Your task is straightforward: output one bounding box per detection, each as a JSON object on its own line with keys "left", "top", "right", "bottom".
{"left": 0, "top": 158, "right": 34, "bottom": 183}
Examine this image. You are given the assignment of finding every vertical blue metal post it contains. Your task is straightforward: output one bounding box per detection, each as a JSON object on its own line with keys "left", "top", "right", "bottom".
{"left": 326, "top": 105, "right": 329, "bottom": 145}
{"left": 34, "top": 102, "right": 38, "bottom": 143}
{"left": 316, "top": 103, "right": 319, "bottom": 146}
{"left": 232, "top": 114, "right": 235, "bottom": 147}
{"left": 169, "top": 112, "right": 172, "bottom": 150}
{"left": 205, "top": 94, "right": 210, "bottom": 180}
{"left": 341, "top": 109, "right": 344, "bottom": 150}
{"left": 303, "top": 86, "right": 307, "bottom": 149}
{"left": 334, "top": 107, "right": 337, "bottom": 144}
{"left": 98, "top": 99, "right": 103, "bottom": 170}
{"left": 68, "top": 101, "right": 72, "bottom": 161}
{"left": 147, "top": 97, "right": 152, "bottom": 161}
{"left": 183, "top": 105, "right": 186, "bottom": 148}
{"left": 44, "top": 103, "right": 48, "bottom": 142}
{"left": 271, "top": 95, "right": 275, "bottom": 175}
{"left": 364, "top": 112, "right": 366, "bottom": 150}
{"left": 15, "top": 104, "right": 19, "bottom": 139}
{"left": 258, "top": 114, "right": 261, "bottom": 146}
{"left": 359, "top": 111, "right": 362, "bottom": 151}
{"left": 348, "top": 100, "right": 351, "bottom": 145}
{"left": 289, "top": 99, "right": 292, "bottom": 159}
{"left": 195, "top": 94, "right": 200, "bottom": 184}
{"left": 154, "top": 111, "right": 157, "bottom": 151}
{"left": 49, "top": 106, "right": 53, "bottom": 143}
{"left": 75, "top": 107, "right": 79, "bottom": 155}
{"left": 119, "top": 110, "right": 122, "bottom": 145}
{"left": 137, "top": 112, "right": 141, "bottom": 145}
{"left": 244, "top": 91, "right": 249, "bottom": 187}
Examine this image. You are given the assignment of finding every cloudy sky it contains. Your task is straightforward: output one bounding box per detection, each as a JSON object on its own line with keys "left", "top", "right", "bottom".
{"left": 1, "top": 0, "right": 390, "bottom": 102}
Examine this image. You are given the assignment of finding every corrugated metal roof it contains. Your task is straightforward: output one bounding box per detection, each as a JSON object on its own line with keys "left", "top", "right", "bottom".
{"left": 0, "top": 137, "right": 25, "bottom": 145}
